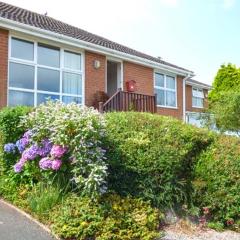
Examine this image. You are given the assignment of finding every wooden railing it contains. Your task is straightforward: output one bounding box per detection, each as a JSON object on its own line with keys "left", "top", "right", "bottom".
{"left": 99, "top": 89, "right": 157, "bottom": 113}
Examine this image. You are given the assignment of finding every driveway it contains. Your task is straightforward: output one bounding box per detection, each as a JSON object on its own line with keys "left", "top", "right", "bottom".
{"left": 0, "top": 200, "right": 55, "bottom": 240}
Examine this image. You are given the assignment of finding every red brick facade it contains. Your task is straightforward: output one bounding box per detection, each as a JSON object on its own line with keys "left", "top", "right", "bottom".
{"left": 0, "top": 29, "right": 207, "bottom": 120}
{"left": 0, "top": 29, "right": 8, "bottom": 108}
{"left": 186, "top": 84, "right": 208, "bottom": 112}
{"left": 85, "top": 51, "right": 106, "bottom": 107}
{"left": 123, "top": 61, "right": 154, "bottom": 95}
{"left": 122, "top": 62, "right": 185, "bottom": 119}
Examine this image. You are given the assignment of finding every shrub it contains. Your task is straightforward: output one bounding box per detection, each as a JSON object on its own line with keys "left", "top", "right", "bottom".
{"left": 50, "top": 193, "right": 162, "bottom": 240}
{"left": 5, "top": 101, "right": 108, "bottom": 196}
{"left": 0, "top": 106, "right": 31, "bottom": 173}
{"left": 193, "top": 135, "right": 240, "bottom": 229}
{"left": 104, "top": 112, "right": 213, "bottom": 208}
{"left": 207, "top": 222, "right": 224, "bottom": 232}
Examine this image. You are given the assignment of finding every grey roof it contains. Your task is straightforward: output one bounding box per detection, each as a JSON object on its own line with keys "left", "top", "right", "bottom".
{"left": 0, "top": 1, "right": 192, "bottom": 73}
{"left": 186, "top": 79, "right": 212, "bottom": 89}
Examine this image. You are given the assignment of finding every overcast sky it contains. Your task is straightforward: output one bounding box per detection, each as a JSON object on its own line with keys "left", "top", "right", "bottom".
{"left": 3, "top": 0, "right": 239, "bottom": 85}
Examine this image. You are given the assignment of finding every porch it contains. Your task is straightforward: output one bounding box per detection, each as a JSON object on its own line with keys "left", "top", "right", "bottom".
{"left": 98, "top": 58, "right": 157, "bottom": 114}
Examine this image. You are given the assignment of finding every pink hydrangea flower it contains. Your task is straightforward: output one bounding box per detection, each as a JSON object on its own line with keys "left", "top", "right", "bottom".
{"left": 39, "top": 157, "right": 52, "bottom": 170}
{"left": 52, "top": 159, "right": 62, "bottom": 170}
{"left": 50, "top": 145, "right": 67, "bottom": 158}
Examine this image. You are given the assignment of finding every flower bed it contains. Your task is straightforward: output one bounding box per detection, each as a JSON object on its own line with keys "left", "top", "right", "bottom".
{"left": 4, "top": 101, "right": 107, "bottom": 196}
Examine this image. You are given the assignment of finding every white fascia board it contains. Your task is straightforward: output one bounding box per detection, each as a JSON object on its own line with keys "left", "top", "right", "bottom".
{"left": 186, "top": 81, "right": 212, "bottom": 90}
{"left": 0, "top": 17, "right": 194, "bottom": 76}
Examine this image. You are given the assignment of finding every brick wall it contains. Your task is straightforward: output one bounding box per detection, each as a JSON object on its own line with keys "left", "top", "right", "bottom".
{"left": 123, "top": 61, "right": 184, "bottom": 119}
{"left": 0, "top": 29, "right": 8, "bottom": 108}
{"left": 186, "top": 84, "right": 208, "bottom": 112}
{"left": 123, "top": 61, "right": 154, "bottom": 95}
{"left": 0, "top": 30, "right": 190, "bottom": 120}
{"left": 157, "top": 75, "right": 184, "bottom": 119}
{"left": 85, "top": 51, "right": 106, "bottom": 107}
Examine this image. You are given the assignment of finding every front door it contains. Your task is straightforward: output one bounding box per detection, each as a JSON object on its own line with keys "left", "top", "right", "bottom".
{"left": 107, "top": 60, "right": 122, "bottom": 97}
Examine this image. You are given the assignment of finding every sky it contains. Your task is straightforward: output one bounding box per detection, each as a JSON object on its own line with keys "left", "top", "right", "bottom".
{"left": 2, "top": 0, "right": 240, "bottom": 85}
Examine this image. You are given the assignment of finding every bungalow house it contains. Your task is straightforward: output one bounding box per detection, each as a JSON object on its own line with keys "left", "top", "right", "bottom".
{"left": 0, "top": 2, "right": 211, "bottom": 121}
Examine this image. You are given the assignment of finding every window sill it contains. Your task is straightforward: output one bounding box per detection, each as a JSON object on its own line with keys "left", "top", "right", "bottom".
{"left": 192, "top": 106, "right": 204, "bottom": 109}
{"left": 157, "top": 105, "right": 178, "bottom": 110}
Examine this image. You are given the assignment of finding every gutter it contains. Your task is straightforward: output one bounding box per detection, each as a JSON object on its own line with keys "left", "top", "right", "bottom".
{"left": 0, "top": 17, "right": 194, "bottom": 77}
{"left": 185, "top": 81, "right": 212, "bottom": 90}
{"left": 183, "top": 74, "right": 193, "bottom": 122}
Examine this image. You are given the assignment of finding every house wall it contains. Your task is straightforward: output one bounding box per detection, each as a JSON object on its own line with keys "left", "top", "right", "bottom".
{"left": 85, "top": 51, "right": 106, "bottom": 107}
{"left": 156, "top": 75, "right": 184, "bottom": 119}
{"left": 123, "top": 61, "right": 154, "bottom": 95}
{"left": 186, "top": 84, "right": 208, "bottom": 112}
{"left": 0, "top": 28, "right": 8, "bottom": 108}
{"left": 0, "top": 30, "right": 190, "bottom": 121}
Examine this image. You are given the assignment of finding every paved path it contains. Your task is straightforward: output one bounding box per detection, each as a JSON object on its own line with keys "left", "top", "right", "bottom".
{"left": 0, "top": 200, "right": 55, "bottom": 240}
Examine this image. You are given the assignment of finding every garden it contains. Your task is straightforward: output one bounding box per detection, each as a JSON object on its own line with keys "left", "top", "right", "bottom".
{"left": 0, "top": 101, "right": 239, "bottom": 239}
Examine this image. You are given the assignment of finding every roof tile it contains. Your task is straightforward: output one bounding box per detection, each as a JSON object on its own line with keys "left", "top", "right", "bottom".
{"left": 0, "top": 1, "right": 192, "bottom": 72}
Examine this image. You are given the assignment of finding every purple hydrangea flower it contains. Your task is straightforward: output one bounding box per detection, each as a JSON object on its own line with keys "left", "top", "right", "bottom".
{"left": 23, "top": 130, "right": 33, "bottom": 139}
{"left": 14, "top": 162, "right": 23, "bottom": 173}
{"left": 16, "top": 138, "right": 29, "bottom": 153}
{"left": 22, "top": 145, "right": 40, "bottom": 160}
{"left": 39, "top": 157, "right": 52, "bottom": 170}
{"left": 50, "top": 145, "right": 67, "bottom": 158}
{"left": 13, "top": 158, "right": 27, "bottom": 173}
{"left": 37, "top": 139, "right": 53, "bottom": 157}
{"left": 52, "top": 159, "right": 62, "bottom": 170}
{"left": 4, "top": 143, "right": 16, "bottom": 153}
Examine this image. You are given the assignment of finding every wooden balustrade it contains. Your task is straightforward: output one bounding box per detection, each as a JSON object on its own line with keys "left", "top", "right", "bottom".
{"left": 99, "top": 89, "right": 157, "bottom": 114}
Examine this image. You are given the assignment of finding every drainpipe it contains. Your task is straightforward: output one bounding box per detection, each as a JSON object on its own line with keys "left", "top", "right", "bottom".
{"left": 183, "top": 74, "right": 192, "bottom": 122}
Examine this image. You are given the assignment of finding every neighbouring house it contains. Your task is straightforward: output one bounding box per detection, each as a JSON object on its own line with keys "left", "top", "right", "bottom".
{"left": 185, "top": 79, "right": 211, "bottom": 126}
{"left": 0, "top": 2, "right": 210, "bottom": 121}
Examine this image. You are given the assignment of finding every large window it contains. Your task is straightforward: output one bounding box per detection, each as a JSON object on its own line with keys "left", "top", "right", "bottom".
{"left": 8, "top": 37, "right": 83, "bottom": 107}
{"left": 154, "top": 73, "right": 176, "bottom": 107}
{"left": 192, "top": 88, "right": 204, "bottom": 108}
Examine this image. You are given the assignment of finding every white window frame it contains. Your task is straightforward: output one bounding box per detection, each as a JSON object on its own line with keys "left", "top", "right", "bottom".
{"left": 8, "top": 35, "right": 85, "bottom": 107}
{"left": 154, "top": 72, "right": 177, "bottom": 108}
{"left": 192, "top": 87, "right": 204, "bottom": 108}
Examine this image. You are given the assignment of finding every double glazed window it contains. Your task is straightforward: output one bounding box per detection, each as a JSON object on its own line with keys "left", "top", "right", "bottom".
{"left": 8, "top": 37, "right": 83, "bottom": 106}
{"left": 154, "top": 73, "right": 176, "bottom": 107}
{"left": 192, "top": 88, "right": 204, "bottom": 108}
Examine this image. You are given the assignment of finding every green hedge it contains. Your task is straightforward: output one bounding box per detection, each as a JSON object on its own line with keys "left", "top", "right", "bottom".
{"left": 193, "top": 135, "right": 240, "bottom": 228}
{"left": 1, "top": 106, "right": 239, "bottom": 232}
{"left": 0, "top": 106, "right": 31, "bottom": 173}
{"left": 105, "top": 112, "right": 213, "bottom": 208}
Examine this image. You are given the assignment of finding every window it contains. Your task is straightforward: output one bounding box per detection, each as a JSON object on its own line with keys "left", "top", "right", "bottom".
{"left": 9, "top": 63, "right": 34, "bottom": 89}
{"left": 8, "top": 37, "right": 83, "bottom": 107}
{"left": 192, "top": 88, "right": 204, "bottom": 108}
{"left": 11, "top": 38, "right": 34, "bottom": 61}
{"left": 154, "top": 73, "right": 176, "bottom": 107}
{"left": 37, "top": 44, "right": 60, "bottom": 68}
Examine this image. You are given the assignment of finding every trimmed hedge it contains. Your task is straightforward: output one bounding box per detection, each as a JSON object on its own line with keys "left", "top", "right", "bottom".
{"left": 104, "top": 112, "right": 213, "bottom": 208}
{"left": 0, "top": 106, "right": 31, "bottom": 173}
{"left": 193, "top": 135, "right": 240, "bottom": 228}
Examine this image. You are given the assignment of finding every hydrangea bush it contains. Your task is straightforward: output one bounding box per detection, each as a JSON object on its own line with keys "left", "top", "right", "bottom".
{"left": 4, "top": 101, "right": 107, "bottom": 196}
